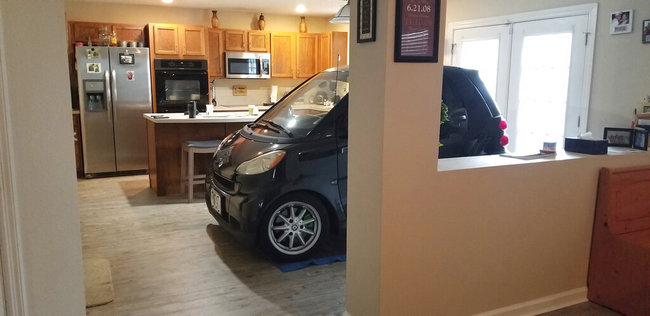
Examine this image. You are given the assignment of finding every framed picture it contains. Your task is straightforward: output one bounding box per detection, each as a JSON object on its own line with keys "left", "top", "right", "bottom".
{"left": 604, "top": 127, "right": 634, "bottom": 147}
{"left": 633, "top": 128, "right": 649, "bottom": 150}
{"left": 643, "top": 19, "right": 650, "bottom": 44}
{"left": 357, "top": 0, "right": 377, "bottom": 43}
{"left": 644, "top": 105, "right": 650, "bottom": 113}
{"left": 610, "top": 9, "right": 633, "bottom": 34}
{"left": 394, "top": 0, "right": 441, "bottom": 63}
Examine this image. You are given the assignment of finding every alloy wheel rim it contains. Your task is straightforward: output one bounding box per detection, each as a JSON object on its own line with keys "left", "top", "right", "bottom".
{"left": 267, "top": 201, "right": 321, "bottom": 255}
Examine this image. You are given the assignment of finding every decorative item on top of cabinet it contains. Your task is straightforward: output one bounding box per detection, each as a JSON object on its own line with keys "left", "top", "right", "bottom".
{"left": 299, "top": 16, "right": 307, "bottom": 33}
{"left": 211, "top": 10, "right": 219, "bottom": 28}
{"left": 258, "top": 13, "right": 266, "bottom": 30}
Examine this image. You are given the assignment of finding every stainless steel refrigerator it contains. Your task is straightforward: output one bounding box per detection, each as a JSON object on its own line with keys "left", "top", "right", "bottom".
{"left": 75, "top": 46, "right": 152, "bottom": 175}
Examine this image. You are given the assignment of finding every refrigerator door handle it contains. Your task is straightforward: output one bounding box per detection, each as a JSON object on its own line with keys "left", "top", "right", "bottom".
{"left": 105, "top": 69, "right": 112, "bottom": 123}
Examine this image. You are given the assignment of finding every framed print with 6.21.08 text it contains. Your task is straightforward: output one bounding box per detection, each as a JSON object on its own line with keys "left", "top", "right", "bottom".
{"left": 394, "top": 0, "right": 441, "bottom": 62}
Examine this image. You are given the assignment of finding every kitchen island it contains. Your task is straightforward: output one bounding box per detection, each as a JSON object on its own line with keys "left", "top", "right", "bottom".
{"left": 144, "top": 112, "right": 259, "bottom": 196}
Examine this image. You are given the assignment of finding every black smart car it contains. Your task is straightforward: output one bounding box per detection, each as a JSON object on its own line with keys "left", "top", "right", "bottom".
{"left": 205, "top": 66, "right": 506, "bottom": 261}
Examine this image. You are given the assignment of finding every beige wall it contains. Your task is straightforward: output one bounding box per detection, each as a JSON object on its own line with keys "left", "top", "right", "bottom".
{"left": 446, "top": 0, "right": 650, "bottom": 139}
{"left": 347, "top": 0, "right": 650, "bottom": 315}
{"left": 0, "top": 0, "right": 85, "bottom": 315}
{"left": 64, "top": 1, "right": 349, "bottom": 106}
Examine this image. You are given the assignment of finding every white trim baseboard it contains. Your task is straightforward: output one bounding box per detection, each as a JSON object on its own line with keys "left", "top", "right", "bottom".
{"left": 474, "top": 287, "right": 588, "bottom": 316}
{"left": 0, "top": 4, "right": 28, "bottom": 315}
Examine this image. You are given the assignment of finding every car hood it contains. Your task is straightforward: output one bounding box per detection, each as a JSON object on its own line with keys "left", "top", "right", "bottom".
{"left": 212, "top": 131, "right": 290, "bottom": 179}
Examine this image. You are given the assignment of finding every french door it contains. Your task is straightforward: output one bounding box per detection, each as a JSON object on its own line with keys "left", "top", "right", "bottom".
{"left": 451, "top": 14, "right": 593, "bottom": 152}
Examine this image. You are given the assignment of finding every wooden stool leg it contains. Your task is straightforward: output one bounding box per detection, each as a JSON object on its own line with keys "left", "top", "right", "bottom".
{"left": 188, "top": 148, "right": 194, "bottom": 203}
{"left": 180, "top": 147, "right": 186, "bottom": 193}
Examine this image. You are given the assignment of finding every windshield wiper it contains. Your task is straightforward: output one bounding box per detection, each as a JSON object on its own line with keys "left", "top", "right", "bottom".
{"left": 261, "top": 119, "right": 294, "bottom": 137}
{"left": 247, "top": 122, "right": 281, "bottom": 134}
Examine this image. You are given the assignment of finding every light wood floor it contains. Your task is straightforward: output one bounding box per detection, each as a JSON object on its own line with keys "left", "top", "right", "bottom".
{"left": 79, "top": 174, "right": 619, "bottom": 316}
{"left": 79, "top": 175, "right": 346, "bottom": 316}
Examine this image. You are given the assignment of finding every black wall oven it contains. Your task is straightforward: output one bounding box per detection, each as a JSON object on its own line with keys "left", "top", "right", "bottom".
{"left": 154, "top": 59, "right": 208, "bottom": 113}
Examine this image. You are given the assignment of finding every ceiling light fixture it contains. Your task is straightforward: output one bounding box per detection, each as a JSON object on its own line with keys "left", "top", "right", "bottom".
{"left": 329, "top": 0, "right": 350, "bottom": 24}
{"left": 161, "top": 0, "right": 173, "bottom": 3}
{"left": 296, "top": 4, "right": 306, "bottom": 14}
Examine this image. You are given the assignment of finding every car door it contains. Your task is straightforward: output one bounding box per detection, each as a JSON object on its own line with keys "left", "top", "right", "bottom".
{"left": 335, "top": 96, "right": 348, "bottom": 211}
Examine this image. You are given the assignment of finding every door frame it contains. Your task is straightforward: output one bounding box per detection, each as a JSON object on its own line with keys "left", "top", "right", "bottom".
{"left": 0, "top": 5, "right": 28, "bottom": 315}
{"left": 444, "top": 3, "right": 598, "bottom": 135}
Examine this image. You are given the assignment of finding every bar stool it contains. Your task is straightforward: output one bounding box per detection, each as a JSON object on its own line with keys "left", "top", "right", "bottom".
{"left": 180, "top": 139, "right": 221, "bottom": 202}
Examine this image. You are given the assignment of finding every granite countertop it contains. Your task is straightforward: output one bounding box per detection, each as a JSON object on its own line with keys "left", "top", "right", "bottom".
{"left": 143, "top": 112, "right": 261, "bottom": 123}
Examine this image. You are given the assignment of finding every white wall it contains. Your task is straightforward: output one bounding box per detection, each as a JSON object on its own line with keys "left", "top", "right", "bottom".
{"left": 0, "top": 0, "right": 85, "bottom": 315}
{"left": 347, "top": 0, "right": 650, "bottom": 314}
{"left": 446, "top": 0, "right": 650, "bottom": 138}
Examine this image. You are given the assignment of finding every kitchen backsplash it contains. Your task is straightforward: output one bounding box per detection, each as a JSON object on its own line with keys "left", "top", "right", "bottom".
{"left": 211, "top": 78, "right": 303, "bottom": 106}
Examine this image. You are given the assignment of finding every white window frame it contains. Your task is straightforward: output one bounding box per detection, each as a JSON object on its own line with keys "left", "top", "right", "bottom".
{"left": 444, "top": 3, "right": 598, "bottom": 136}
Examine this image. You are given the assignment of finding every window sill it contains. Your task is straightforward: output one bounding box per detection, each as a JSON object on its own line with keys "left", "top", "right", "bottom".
{"left": 437, "top": 147, "right": 649, "bottom": 172}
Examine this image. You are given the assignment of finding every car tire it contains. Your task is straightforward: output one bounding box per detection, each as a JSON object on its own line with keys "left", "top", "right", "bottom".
{"left": 259, "top": 193, "right": 330, "bottom": 262}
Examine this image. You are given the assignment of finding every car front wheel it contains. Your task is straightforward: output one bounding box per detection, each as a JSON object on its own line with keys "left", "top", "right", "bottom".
{"left": 259, "top": 193, "right": 329, "bottom": 262}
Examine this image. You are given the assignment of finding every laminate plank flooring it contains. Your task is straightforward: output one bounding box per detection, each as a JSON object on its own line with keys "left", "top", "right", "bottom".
{"left": 79, "top": 175, "right": 619, "bottom": 316}
{"left": 79, "top": 175, "right": 346, "bottom": 316}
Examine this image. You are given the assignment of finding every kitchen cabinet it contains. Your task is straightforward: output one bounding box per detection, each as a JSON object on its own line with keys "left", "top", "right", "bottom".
{"left": 296, "top": 33, "right": 319, "bottom": 78}
{"left": 248, "top": 31, "right": 270, "bottom": 52}
{"left": 207, "top": 29, "right": 224, "bottom": 78}
{"left": 147, "top": 23, "right": 207, "bottom": 58}
{"left": 224, "top": 29, "right": 247, "bottom": 51}
{"left": 223, "top": 30, "right": 270, "bottom": 52}
{"left": 270, "top": 32, "right": 296, "bottom": 78}
{"left": 319, "top": 31, "right": 348, "bottom": 70}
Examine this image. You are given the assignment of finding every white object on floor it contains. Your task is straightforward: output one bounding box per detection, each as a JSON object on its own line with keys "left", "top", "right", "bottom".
{"left": 83, "top": 257, "right": 114, "bottom": 307}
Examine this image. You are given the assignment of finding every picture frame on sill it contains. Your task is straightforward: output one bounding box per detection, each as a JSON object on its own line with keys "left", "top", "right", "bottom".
{"left": 633, "top": 128, "right": 649, "bottom": 150}
{"left": 394, "top": 0, "right": 441, "bottom": 63}
{"left": 604, "top": 127, "right": 634, "bottom": 147}
{"left": 357, "top": 0, "right": 377, "bottom": 43}
{"left": 643, "top": 19, "right": 650, "bottom": 44}
{"left": 610, "top": 9, "right": 633, "bottom": 34}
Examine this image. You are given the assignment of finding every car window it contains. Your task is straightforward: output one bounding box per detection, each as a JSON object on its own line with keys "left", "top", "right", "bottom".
{"left": 259, "top": 70, "right": 349, "bottom": 138}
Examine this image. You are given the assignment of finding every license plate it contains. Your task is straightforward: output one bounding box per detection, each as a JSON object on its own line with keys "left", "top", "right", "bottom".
{"left": 210, "top": 188, "right": 222, "bottom": 216}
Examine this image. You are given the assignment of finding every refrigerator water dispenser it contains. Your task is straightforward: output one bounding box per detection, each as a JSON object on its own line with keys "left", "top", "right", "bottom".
{"left": 83, "top": 79, "right": 106, "bottom": 112}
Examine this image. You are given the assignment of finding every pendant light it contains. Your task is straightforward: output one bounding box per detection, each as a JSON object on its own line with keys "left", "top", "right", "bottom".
{"left": 329, "top": 0, "right": 350, "bottom": 24}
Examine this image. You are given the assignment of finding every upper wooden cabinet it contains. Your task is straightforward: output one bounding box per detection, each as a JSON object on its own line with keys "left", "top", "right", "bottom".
{"left": 248, "top": 31, "right": 270, "bottom": 52}
{"left": 319, "top": 31, "right": 348, "bottom": 70}
{"left": 207, "top": 29, "right": 224, "bottom": 78}
{"left": 181, "top": 26, "right": 206, "bottom": 56}
{"left": 270, "top": 32, "right": 296, "bottom": 78}
{"left": 148, "top": 23, "right": 207, "bottom": 58}
{"left": 223, "top": 30, "right": 270, "bottom": 52}
{"left": 152, "top": 24, "right": 179, "bottom": 55}
{"left": 224, "top": 29, "right": 247, "bottom": 51}
{"left": 296, "top": 33, "right": 319, "bottom": 78}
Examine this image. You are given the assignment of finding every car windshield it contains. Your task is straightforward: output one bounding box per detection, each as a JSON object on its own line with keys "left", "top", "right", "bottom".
{"left": 258, "top": 69, "right": 349, "bottom": 138}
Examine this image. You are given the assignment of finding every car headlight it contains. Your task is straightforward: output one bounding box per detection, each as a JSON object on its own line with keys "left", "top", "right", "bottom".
{"left": 235, "top": 150, "right": 286, "bottom": 175}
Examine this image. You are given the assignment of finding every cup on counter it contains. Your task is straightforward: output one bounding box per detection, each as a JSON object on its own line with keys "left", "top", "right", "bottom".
{"left": 248, "top": 105, "right": 259, "bottom": 115}
{"left": 205, "top": 103, "right": 214, "bottom": 115}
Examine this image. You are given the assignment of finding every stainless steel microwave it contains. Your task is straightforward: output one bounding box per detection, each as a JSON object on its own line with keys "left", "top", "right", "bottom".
{"left": 225, "top": 52, "right": 271, "bottom": 79}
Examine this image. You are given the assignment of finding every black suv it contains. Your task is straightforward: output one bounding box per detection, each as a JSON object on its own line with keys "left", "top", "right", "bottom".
{"left": 206, "top": 66, "right": 506, "bottom": 261}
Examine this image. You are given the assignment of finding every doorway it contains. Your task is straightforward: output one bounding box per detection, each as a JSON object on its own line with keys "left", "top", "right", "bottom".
{"left": 448, "top": 4, "right": 597, "bottom": 152}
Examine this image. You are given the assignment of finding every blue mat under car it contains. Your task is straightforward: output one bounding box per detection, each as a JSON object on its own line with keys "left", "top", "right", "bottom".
{"left": 273, "top": 237, "right": 346, "bottom": 272}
